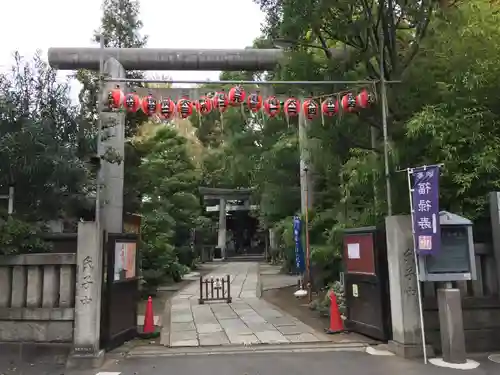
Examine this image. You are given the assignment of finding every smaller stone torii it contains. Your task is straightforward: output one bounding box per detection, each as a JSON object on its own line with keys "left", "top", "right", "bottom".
{"left": 199, "top": 187, "right": 253, "bottom": 259}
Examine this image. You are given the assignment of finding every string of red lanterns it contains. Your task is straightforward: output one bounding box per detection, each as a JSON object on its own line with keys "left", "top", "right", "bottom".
{"left": 107, "top": 86, "right": 375, "bottom": 119}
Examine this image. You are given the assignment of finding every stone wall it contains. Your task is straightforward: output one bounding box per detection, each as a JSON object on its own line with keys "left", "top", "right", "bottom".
{"left": 0, "top": 253, "right": 76, "bottom": 342}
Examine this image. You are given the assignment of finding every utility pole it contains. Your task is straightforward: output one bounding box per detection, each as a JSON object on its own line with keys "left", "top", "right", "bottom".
{"left": 380, "top": 24, "right": 392, "bottom": 216}
{"left": 299, "top": 100, "right": 313, "bottom": 213}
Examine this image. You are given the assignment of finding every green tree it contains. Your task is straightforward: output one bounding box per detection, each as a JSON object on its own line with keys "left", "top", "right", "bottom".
{"left": 0, "top": 52, "right": 90, "bottom": 220}
{"left": 255, "top": 1, "right": 500, "bottom": 268}
{"left": 139, "top": 127, "right": 204, "bottom": 289}
{"left": 401, "top": 0, "right": 500, "bottom": 220}
{"left": 248, "top": 0, "right": 449, "bottom": 231}
{"left": 199, "top": 1, "right": 487, "bottom": 286}
{"left": 76, "top": 0, "right": 148, "bottom": 133}
{"left": 0, "top": 52, "right": 90, "bottom": 254}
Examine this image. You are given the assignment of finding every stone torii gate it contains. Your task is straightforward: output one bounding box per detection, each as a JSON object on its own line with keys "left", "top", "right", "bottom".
{"left": 199, "top": 187, "right": 253, "bottom": 259}
{"left": 48, "top": 44, "right": 322, "bottom": 366}
{"left": 48, "top": 46, "right": 287, "bottom": 237}
{"left": 47, "top": 45, "right": 320, "bottom": 237}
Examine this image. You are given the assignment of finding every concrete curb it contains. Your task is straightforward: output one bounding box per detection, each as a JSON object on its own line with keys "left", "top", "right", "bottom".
{"left": 261, "top": 282, "right": 298, "bottom": 292}
{"left": 126, "top": 341, "right": 369, "bottom": 357}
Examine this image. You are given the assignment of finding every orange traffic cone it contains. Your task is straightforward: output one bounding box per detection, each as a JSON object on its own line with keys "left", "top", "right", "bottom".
{"left": 325, "top": 290, "right": 344, "bottom": 334}
{"left": 143, "top": 296, "right": 155, "bottom": 334}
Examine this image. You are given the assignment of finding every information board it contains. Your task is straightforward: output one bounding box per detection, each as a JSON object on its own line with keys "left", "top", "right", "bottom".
{"left": 424, "top": 226, "right": 470, "bottom": 274}
{"left": 113, "top": 241, "right": 137, "bottom": 281}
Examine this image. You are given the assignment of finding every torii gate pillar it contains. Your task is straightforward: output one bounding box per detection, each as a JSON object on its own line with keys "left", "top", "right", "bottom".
{"left": 99, "top": 58, "right": 126, "bottom": 234}
{"left": 217, "top": 198, "right": 227, "bottom": 259}
{"left": 68, "top": 57, "right": 125, "bottom": 369}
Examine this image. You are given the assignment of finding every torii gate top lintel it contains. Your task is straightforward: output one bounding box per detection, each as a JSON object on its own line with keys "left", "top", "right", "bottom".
{"left": 47, "top": 47, "right": 284, "bottom": 71}
{"left": 199, "top": 187, "right": 253, "bottom": 201}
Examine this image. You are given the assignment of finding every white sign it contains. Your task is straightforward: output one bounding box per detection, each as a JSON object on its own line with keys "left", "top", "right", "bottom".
{"left": 347, "top": 243, "right": 360, "bottom": 259}
{"left": 352, "top": 284, "right": 359, "bottom": 297}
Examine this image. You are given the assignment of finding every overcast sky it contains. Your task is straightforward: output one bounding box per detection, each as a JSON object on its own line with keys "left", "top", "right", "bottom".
{"left": 1, "top": 0, "right": 266, "bottom": 102}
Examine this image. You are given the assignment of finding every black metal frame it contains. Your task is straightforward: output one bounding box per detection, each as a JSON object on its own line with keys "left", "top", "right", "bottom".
{"left": 100, "top": 232, "right": 140, "bottom": 350}
{"left": 199, "top": 275, "right": 232, "bottom": 304}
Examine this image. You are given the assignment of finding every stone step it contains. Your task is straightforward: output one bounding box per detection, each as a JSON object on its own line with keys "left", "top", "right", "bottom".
{"left": 225, "top": 255, "right": 265, "bottom": 262}
{"left": 127, "top": 341, "right": 369, "bottom": 357}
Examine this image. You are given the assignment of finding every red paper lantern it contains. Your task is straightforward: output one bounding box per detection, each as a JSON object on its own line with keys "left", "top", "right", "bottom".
{"left": 159, "top": 98, "right": 175, "bottom": 119}
{"left": 246, "top": 93, "right": 263, "bottom": 112}
{"left": 123, "top": 92, "right": 141, "bottom": 113}
{"left": 302, "top": 98, "right": 319, "bottom": 120}
{"left": 321, "top": 98, "right": 338, "bottom": 117}
{"left": 284, "top": 97, "right": 300, "bottom": 117}
{"left": 341, "top": 93, "right": 357, "bottom": 113}
{"left": 107, "top": 86, "right": 124, "bottom": 109}
{"left": 196, "top": 96, "right": 212, "bottom": 116}
{"left": 356, "top": 89, "right": 374, "bottom": 109}
{"left": 213, "top": 91, "right": 229, "bottom": 113}
{"left": 177, "top": 97, "right": 193, "bottom": 119}
{"left": 141, "top": 94, "right": 158, "bottom": 116}
{"left": 228, "top": 85, "right": 246, "bottom": 106}
{"left": 263, "top": 96, "right": 281, "bottom": 117}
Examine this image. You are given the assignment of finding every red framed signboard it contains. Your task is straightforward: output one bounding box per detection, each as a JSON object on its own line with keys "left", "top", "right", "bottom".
{"left": 344, "top": 233, "right": 376, "bottom": 275}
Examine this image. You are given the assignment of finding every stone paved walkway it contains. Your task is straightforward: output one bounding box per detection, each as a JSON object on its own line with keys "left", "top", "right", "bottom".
{"left": 168, "top": 262, "right": 331, "bottom": 347}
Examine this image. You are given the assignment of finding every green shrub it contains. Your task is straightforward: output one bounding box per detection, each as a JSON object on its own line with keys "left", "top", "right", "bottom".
{"left": 282, "top": 246, "right": 296, "bottom": 273}
{"left": 330, "top": 281, "right": 346, "bottom": 316}
{"left": 0, "top": 217, "right": 52, "bottom": 255}
{"left": 176, "top": 245, "right": 195, "bottom": 268}
{"left": 310, "top": 281, "right": 346, "bottom": 318}
{"left": 311, "top": 245, "right": 342, "bottom": 287}
{"left": 139, "top": 236, "right": 184, "bottom": 293}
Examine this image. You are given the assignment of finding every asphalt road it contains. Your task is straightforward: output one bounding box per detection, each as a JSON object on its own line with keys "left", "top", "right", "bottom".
{"left": 1, "top": 348, "right": 498, "bottom": 375}
{"left": 89, "top": 349, "right": 497, "bottom": 375}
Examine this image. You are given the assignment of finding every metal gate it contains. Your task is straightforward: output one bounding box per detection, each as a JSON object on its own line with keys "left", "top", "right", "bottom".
{"left": 100, "top": 233, "right": 139, "bottom": 350}
{"left": 343, "top": 226, "right": 392, "bottom": 341}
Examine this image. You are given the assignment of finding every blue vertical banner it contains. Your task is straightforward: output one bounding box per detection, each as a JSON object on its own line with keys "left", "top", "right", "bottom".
{"left": 411, "top": 166, "right": 441, "bottom": 255}
{"left": 293, "top": 216, "right": 306, "bottom": 273}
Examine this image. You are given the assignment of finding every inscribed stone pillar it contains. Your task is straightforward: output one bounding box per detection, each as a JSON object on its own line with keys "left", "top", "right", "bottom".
{"left": 299, "top": 107, "right": 313, "bottom": 214}
{"left": 385, "top": 215, "right": 433, "bottom": 358}
{"left": 267, "top": 228, "right": 277, "bottom": 261}
{"left": 217, "top": 198, "right": 227, "bottom": 259}
{"left": 488, "top": 192, "right": 500, "bottom": 295}
{"left": 67, "top": 222, "right": 104, "bottom": 368}
{"left": 100, "top": 58, "right": 125, "bottom": 234}
{"left": 269, "top": 229, "right": 277, "bottom": 250}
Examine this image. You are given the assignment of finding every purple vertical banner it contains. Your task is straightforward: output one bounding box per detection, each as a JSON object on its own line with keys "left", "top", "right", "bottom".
{"left": 411, "top": 166, "right": 441, "bottom": 255}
